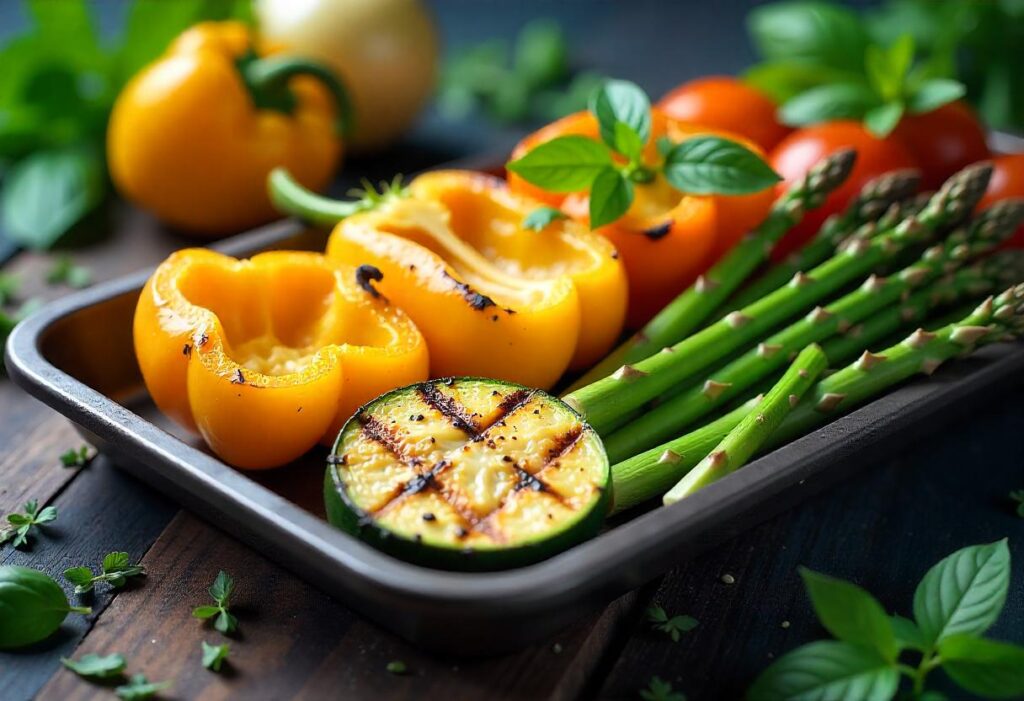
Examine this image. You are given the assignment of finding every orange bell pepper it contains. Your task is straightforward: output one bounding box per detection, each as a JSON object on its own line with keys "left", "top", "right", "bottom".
{"left": 108, "top": 21, "right": 352, "bottom": 235}
{"left": 325, "top": 195, "right": 582, "bottom": 390}
{"left": 507, "top": 109, "right": 775, "bottom": 327}
{"left": 134, "top": 249, "right": 428, "bottom": 469}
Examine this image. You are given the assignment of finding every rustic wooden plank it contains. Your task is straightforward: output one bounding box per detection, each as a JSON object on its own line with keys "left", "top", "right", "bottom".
{"left": 0, "top": 456, "right": 177, "bottom": 701}
{"left": 598, "top": 399, "right": 1024, "bottom": 701}
{"left": 39, "top": 512, "right": 641, "bottom": 701}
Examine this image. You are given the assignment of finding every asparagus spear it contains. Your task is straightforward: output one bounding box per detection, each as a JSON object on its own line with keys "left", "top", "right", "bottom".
{"left": 602, "top": 199, "right": 1024, "bottom": 460}
{"left": 567, "top": 149, "right": 857, "bottom": 391}
{"left": 721, "top": 174, "right": 925, "bottom": 315}
{"left": 822, "top": 251, "right": 1024, "bottom": 364}
{"left": 565, "top": 163, "right": 993, "bottom": 437}
{"left": 611, "top": 285, "right": 1024, "bottom": 511}
{"left": 663, "top": 344, "right": 828, "bottom": 504}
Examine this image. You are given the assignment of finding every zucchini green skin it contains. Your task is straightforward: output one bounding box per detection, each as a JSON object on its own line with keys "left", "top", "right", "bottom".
{"left": 324, "top": 378, "right": 611, "bottom": 571}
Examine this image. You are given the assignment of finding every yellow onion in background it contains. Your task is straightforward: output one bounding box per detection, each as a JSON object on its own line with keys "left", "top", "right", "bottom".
{"left": 256, "top": 0, "right": 438, "bottom": 152}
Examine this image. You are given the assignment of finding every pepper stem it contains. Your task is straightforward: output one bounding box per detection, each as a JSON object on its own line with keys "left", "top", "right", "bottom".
{"left": 268, "top": 168, "right": 407, "bottom": 228}
{"left": 241, "top": 55, "right": 355, "bottom": 138}
{"left": 68, "top": 605, "right": 92, "bottom": 615}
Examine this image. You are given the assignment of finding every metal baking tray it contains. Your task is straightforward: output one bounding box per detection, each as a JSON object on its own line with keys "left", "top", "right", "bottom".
{"left": 7, "top": 146, "right": 1024, "bottom": 655}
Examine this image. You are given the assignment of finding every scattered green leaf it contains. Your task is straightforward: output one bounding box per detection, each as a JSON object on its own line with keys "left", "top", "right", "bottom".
{"left": 639, "top": 675, "right": 686, "bottom": 701}
{"left": 59, "top": 445, "right": 91, "bottom": 468}
{"left": 645, "top": 604, "right": 699, "bottom": 643}
{"left": 47, "top": 255, "right": 93, "bottom": 289}
{"left": 747, "top": 640, "right": 899, "bottom": 701}
{"left": 522, "top": 206, "right": 568, "bottom": 231}
{"left": 192, "top": 570, "right": 238, "bottom": 635}
{"left": 114, "top": 673, "right": 171, "bottom": 701}
{"left": 938, "top": 634, "right": 1024, "bottom": 699}
{"left": 1009, "top": 489, "right": 1024, "bottom": 518}
{"left": 385, "top": 660, "right": 408, "bottom": 675}
{"left": 201, "top": 641, "right": 230, "bottom": 672}
{"left": 0, "top": 565, "right": 91, "bottom": 649}
{"left": 63, "top": 551, "right": 145, "bottom": 594}
{"left": 62, "top": 652, "right": 127, "bottom": 680}
{"left": 1, "top": 499, "right": 57, "bottom": 549}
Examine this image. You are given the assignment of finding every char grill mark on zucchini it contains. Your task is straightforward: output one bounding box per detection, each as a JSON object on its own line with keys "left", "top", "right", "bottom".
{"left": 328, "top": 378, "right": 610, "bottom": 566}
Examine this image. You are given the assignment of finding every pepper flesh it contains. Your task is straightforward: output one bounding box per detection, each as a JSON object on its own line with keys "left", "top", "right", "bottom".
{"left": 108, "top": 21, "right": 347, "bottom": 235}
{"left": 134, "top": 249, "right": 428, "bottom": 469}
{"left": 406, "top": 170, "right": 628, "bottom": 368}
{"left": 326, "top": 196, "right": 582, "bottom": 390}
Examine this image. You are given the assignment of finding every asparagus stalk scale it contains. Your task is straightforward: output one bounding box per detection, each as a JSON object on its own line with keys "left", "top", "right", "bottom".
{"left": 611, "top": 284, "right": 1024, "bottom": 511}
{"left": 821, "top": 251, "right": 1024, "bottom": 364}
{"left": 721, "top": 174, "right": 926, "bottom": 315}
{"left": 663, "top": 344, "right": 828, "bottom": 504}
{"left": 565, "top": 163, "right": 994, "bottom": 437}
{"left": 567, "top": 149, "right": 858, "bottom": 391}
{"left": 602, "top": 198, "right": 1024, "bottom": 460}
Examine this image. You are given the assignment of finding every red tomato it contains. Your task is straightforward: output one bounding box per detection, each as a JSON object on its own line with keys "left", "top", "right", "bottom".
{"left": 769, "top": 121, "right": 918, "bottom": 260}
{"left": 658, "top": 76, "right": 791, "bottom": 152}
{"left": 977, "top": 153, "right": 1024, "bottom": 248}
{"left": 892, "top": 102, "right": 990, "bottom": 190}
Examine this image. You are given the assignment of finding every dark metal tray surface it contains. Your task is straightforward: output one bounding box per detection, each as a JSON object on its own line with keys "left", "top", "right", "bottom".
{"left": 7, "top": 147, "right": 1024, "bottom": 654}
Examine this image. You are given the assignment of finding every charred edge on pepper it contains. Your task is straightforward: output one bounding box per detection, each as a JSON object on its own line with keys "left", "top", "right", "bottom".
{"left": 182, "top": 343, "right": 192, "bottom": 357}
{"left": 231, "top": 369, "right": 245, "bottom": 385}
{"left": 643, "top": 221, "right": 673, "bottom": 241}
{"left": 441, "top": 270, "right": 496, "bottom": 310}
{"left": 355, "top": 264, "right": 386, "bottom": 300}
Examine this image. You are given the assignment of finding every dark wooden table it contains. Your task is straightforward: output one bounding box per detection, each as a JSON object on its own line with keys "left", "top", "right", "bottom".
{"left": 2, "top": 2, "right": 1023, "bottom": 700}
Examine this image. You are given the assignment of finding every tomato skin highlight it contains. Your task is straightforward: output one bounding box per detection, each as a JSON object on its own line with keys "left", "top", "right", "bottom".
{"left": 892, "top": 102, "right": 990, "bottom": 190}
{"left": 658, "top": 76, "right": 791, "bottom": 152}
{"left": 768, "top": 121, "right": 918, "bottom": 261}
{"left": 977, "top": 153, "right": 1024, "bottom": 248}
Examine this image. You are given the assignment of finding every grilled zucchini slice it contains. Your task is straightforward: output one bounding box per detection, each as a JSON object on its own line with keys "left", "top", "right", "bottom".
{"left": 325, "top": 378, "right": 610, "bottom": 570}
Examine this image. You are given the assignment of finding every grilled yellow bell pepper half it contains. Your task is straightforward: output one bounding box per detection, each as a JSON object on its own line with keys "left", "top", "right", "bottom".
{"left": 133, "top": 249, "right": 428, "bottom": 469}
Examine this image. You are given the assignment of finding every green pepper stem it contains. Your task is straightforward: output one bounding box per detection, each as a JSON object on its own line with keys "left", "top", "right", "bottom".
{"left": 241, "top": 55, "right": 355, "bottom": 138}
{"left": 268, "top": 168, "right": 378, "bottom": 227}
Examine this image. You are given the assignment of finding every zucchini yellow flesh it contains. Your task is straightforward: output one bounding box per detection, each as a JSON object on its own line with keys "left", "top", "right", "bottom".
{"left": 325, "top": 378, "right": 610, "bottom": 570}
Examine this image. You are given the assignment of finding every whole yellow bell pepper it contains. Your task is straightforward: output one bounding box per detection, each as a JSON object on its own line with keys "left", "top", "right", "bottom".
{"left": 108, "top": 21, "right": 353, "bottom": 235}
{"left": 134, "top": 249, "right": 428, "bottom": 469}
{"left": 270, "top": 168, "right": 628, "bottom": 373}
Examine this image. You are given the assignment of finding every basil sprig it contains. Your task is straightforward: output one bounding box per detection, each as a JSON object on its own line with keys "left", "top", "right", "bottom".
{"left": 748, "top": 540, "right": 1024, "bottom": 700}
{"left": 506, "top": 79, "right": 779, "bottom": 230}
{"left": 746, "top": 4, "right": 967, "bottom": 138}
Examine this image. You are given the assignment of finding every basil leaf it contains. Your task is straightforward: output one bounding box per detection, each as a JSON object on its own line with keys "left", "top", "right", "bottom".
{"left": 748, "top": 2, "right": 869, "bottom": 72}
{"left": 103, "top": 552, "right": 131, "bottom": 574}
{"left": 522, "top": 206, "right": 567, "bottom": 231}
{"left": 865, "top": 34, "right": 915, "bottom": 101}
{"left": 864, "top": 102, "right": 905, "bottom": 137}
{"left": 744, "top": 61, "right": 856, "bottom": 104}
{"left": 913, "top": 539, "right": 1010, "bottom": 647}
{"left": 192, "top": 605, "right": 220, "bottom": 619}
{"left": 505, "top": 135, "right": 613, "bottom": 192}
{"left": 588, "top": 168, "right": 633, "bottom": 230}
{"left": 939, "top": 634, "right": 1024, "bottom": 699}
{"left": 614, "top": 121, "right": 645, "bottom": 162}
{"left": 62, "top": 652, "right": 127, "bottom": 679}
{"left": 1, "top": 146, "right": 105, "bottom": 250}
{"left": 779, "top": 83, "right": 878, "bottom": 126}
{"left": 115, "top": 673, "right": 171, "bottom": 701}
{"left": 890, "top": 615, "right": 927, "bottom": 652}
{"left": 799, "top": 568, "right": 898, "bottom": 660}
{"left": 746, "top": 640, "right": 898, "bottom": 701}
{"left": 62, "top": 566, "right": 94, "bottom": 594}
{"left": 907, "top": 78, "right": 966, "bottom": 114}
{"left": 0, "top": 565, "right": 89, "bottom": 649}
{"left": 201, "top": 640, "right": 230, "bottom": 672}
{"left": 663, "top": 136, "right": 781, "bottom": 196}
{"left": 513, "top": 19, "right": 567, "bottom": 90}
{"left": 589, "top": 79, "right": 651, "bottom": 154}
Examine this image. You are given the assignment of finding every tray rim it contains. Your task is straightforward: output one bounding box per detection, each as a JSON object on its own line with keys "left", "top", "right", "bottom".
{"left": 6, "top": 136, "right": 1024, "bottom": 649}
